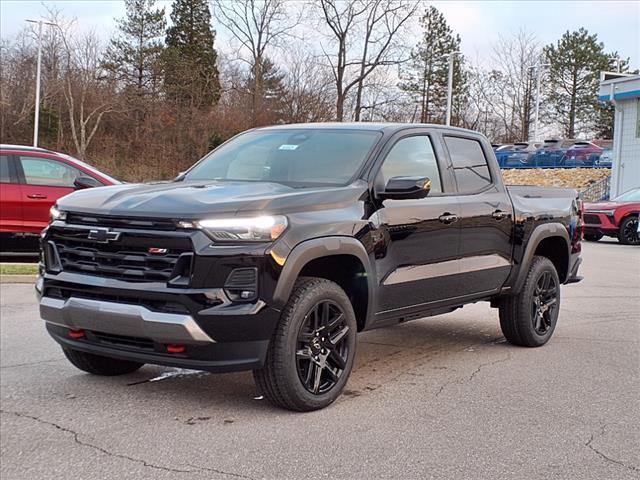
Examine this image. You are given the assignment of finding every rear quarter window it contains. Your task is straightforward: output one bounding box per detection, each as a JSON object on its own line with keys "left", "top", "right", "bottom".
{"left": 443, "top": 136, "right": 492, "bottom": 194}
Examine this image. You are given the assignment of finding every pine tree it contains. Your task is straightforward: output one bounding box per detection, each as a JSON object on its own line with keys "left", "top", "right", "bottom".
{"left": 103, "top": 0, "right": 166, "bottom": 97}
{"left": 164, "top": 0, "right": 220, "bottom": 107}
{"left": 245, "top": 57, "right": 287, "bottom": 125}
{"left": 543, "top": 28, "right": 611, "bottom": 138}
{"left": 399, "top": 6, "right": 465, "bottom": 124}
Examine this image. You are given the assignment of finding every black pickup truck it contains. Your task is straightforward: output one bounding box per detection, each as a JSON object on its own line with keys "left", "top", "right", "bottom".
{"left": 37, "top": 123, "right": 583, "bottom": 411}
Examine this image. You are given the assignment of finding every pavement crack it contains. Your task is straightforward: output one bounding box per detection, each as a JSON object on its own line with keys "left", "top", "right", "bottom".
{"left": 435, "top": 349, "right": 512, "bottom": 398}
{"left": 186, "top": 463, "right": 257, "bottom": 480}
{"left": 585, "top": 425, "right": 639, "bottom": 472}
{"left": 467, "top": 351, "right": 512, "bottom": 382}
{"left": 0, "top": 358, "right": 63, "bottom": 369}
{"left": 1, "top": 409, "right": 192, "bottom": 474}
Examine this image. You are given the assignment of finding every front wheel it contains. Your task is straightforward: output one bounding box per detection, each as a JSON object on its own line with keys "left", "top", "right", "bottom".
{"left": 584, "top": 231, "right": 603, "bottom": 242}
{"left": 63, "top": 348, "right": 144, "bottom": 376}
{"left": 618, "top": 216, "right": 640, "bottom": 245}
{"left": 254, "top": 277, "right": 357, "bottom": 411}
{"left": 499, "top": 256, "right": 560, "bottom": 347}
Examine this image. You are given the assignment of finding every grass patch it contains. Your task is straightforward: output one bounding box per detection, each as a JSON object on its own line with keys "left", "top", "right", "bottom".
{"left": 0, "top": 264, "right": 39, "bottom": 275}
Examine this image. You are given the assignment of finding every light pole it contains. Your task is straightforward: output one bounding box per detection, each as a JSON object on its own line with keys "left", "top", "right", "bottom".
{"left": 26, "top": 19, "right": 57, "bottom": 147}
{"left": 531, "top": 62, "right": 550, "bottom": 142}
{"left": 445, "top": 51, "right": 461, "bottom": 126}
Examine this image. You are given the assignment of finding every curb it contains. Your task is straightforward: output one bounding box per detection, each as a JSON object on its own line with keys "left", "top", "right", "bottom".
{"left": 0, "top": 275, "right": 37, "bottom": 284}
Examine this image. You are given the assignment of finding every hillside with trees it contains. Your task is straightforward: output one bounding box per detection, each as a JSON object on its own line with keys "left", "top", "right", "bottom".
{"left": 0, "top": 0, "right": 633, "bottom": 181}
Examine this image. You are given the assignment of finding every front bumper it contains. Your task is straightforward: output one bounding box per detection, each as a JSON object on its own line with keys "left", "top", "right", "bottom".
{"left": 38, "top": 271, "right": 281, "bottom": 373}
{"left": 584, "top": 211, "right": 617, "bottom": 235}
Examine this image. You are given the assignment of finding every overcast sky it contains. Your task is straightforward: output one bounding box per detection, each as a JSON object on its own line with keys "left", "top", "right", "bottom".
{"left": 1, "top": 0, "right": 638, "bottom": 70}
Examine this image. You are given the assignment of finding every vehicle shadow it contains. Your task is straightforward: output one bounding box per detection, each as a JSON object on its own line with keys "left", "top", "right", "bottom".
{"left": 63, "top": 313, "right": 508, "bottom": 416}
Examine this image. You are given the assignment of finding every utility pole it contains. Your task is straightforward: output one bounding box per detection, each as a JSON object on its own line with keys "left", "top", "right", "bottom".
{"left": 445, "top": 51, "right": 460, "bottom": 126}
{"left": 531, "top": 62, "right": 550, "bottom": 142}
{"left": 26, "top": 19, "right": 57, "bottom": 147}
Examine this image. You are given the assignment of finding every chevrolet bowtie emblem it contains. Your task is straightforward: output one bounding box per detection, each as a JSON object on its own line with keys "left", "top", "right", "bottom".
{"left": 87, "top": 228, "right": 121, "bottom": 243}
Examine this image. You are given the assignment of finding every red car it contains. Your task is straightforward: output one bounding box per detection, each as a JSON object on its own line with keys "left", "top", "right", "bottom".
{"left": 583, "top": 188, "right": 640, "bottom": 245}
{"left": 1, "top": 145, "right": 119, "bottom": 250}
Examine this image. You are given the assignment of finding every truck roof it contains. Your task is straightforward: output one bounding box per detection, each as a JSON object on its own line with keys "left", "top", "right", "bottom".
{"left": 256, "top": 122, "right": 477, "bottom": 135}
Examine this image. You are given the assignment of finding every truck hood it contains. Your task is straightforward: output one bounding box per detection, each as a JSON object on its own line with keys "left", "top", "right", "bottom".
{"left": 56, "top": 180, "right": 368, "bottom": 219}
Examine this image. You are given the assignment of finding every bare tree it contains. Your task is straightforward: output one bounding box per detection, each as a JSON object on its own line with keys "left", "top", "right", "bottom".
{"left": 317, "top": 0, "right": 417, "bottom": 121}
{"left": 60, "top": 31, "right": 118, "bottom": 159}
{"left": 212, "top": 0, "right": 301, "bottom": 126}
{"left": 485, "top": 30, "right": 540, "bottom": 141}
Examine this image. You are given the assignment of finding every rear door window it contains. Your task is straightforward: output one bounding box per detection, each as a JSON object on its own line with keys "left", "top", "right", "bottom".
{"left": 444, "top": 137, "right": 492, "bottom": 194}
{"left": 20, "top": 156, "right": 83, "bottom": 187}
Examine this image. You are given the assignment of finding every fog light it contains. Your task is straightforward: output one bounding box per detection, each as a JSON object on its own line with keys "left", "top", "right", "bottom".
{"left": 68, "top": 329, "right": 85, "bottom": 339}
{"left": 240, "top": 290, "right": 254, "bottom": 299}
{"left": 166, "top": 344, "right": 186, "bottom": 354}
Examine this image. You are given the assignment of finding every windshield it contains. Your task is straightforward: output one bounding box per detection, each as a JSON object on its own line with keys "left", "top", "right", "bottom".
{"left": 615, "top": 189, "right": 640, "bottom": 202}
{"left": 184, "top": 129, "right": 381, "bottom": 187}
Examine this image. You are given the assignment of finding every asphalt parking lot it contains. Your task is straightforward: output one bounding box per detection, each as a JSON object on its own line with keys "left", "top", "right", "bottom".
{"left": 1, "top": 240, "right": 638, "bottom": 480}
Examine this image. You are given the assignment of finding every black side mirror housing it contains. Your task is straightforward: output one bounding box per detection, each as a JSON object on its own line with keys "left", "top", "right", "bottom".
{"left": 379, "top": 176, "right": 431, "bottom": 200}
{"left": 74, "top": 176, "right": 102, "bottom": 190}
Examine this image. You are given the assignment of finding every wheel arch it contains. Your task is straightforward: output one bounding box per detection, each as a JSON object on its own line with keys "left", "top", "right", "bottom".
{"left": 513, "top": 223, "right": 571, "bottom": 293}
{"left": 272, "top": 237, "right": 375, "bottom": 331}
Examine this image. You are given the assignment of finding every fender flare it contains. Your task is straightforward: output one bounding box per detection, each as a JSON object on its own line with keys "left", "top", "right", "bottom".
{"left": 272, "top": 236, "right": 375, "bottom": 323}
{"left": 512, "top": 222, "right": 571, "bottom": 294}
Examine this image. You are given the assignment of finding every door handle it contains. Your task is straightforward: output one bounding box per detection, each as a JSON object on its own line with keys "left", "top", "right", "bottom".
{"left": 492, "top": 210, "right": 508, "bottom": 221}
{"left": 27, "top": 194, "right": 47, "bottom": 199}
{"left": 438, "top": 213, "right": 459, "bottom": 224}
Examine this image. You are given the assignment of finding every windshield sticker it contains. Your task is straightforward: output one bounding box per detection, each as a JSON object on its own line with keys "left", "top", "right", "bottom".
{"left": 278, "top": 144, "right": 299, "bottom": 151}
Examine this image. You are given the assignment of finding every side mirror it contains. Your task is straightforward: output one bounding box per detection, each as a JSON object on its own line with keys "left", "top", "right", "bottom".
{"left": 379, "top": 176, "right": 431, "bottom": 200}
{"left": 74, "top": 176, "right": 102, "bottom": 190}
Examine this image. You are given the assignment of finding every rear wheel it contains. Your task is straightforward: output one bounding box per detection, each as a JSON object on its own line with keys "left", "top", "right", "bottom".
{"left": 618, "top": 216, "right": 639, "bottom": 245}
{"left": 499, "top": 256, "right": 560, "bottom": 347}
{"left": 63, "top": 348, "right": 144, "bottom": 376}
{"left": 254, "top": 277, "right": 357, "bottom": 411}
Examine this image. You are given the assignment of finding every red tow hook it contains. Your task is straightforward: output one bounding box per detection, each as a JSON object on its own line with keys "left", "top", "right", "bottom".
{"left": 68, "top": 329, "right": 86, "bottom": 339}
{"left": 166, "top": 344, "right": 186, "bottom": 354}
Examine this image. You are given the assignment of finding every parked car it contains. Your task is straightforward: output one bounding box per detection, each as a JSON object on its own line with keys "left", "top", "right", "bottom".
{"left": 593, "top": 148, "right": 613, "bottom": 168}
{"left": 563, "top": 141, "right": 603, "bottom": 166}
{"left": 529, "top": 139, "right": 575, "bottom": 167}
{"left": 500, "top": 141, "right": 541, "bottom": 168}
{"left": 583, "top": 188, "right": 640, "bottom": 244}
{"left": 0, "top": 145, "right": 119, "bottom": 251}
{"left": 37, "top": 123, "right": 584, "bottom": 411}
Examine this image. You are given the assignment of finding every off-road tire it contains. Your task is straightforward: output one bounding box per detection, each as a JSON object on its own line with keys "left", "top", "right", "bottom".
{"left": 63, "top": 348, "right": 144, "bottom": 375}
{"left": 499, "top": 256, "right": 560, "bottom": 347}
{"left": 253, "top": 277, "right": 357, "bottom": 411}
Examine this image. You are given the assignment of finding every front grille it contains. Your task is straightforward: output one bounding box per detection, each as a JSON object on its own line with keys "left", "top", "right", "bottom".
{"left": 584, "top": 214, "right": 601, "bottom": 225}
{"left": 66, "top": 213, "right": 177, "bottom": 231}
{"left": 45, "top": 287, "right": 191, "bottom": 314}
{"left": 48, "top": 226, "right": 193, "bottom": 283}
{"left": 90, "top": 331, "right": 155, "bottom": 350}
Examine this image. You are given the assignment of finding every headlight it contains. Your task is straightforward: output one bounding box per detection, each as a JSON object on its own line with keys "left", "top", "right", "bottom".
{"left": 193, "top": 215, "right": 288, "bottom": 242}
{"left": 49, "top": 205, "right": 66, "bottom": 222}
{"left": 589, "top": 210, "right": 615, "bottom": 216}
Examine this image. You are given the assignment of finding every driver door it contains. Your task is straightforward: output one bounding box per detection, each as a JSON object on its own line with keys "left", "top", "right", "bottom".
{"left": 369, "top": 131, "right": 461, "bottom": 319}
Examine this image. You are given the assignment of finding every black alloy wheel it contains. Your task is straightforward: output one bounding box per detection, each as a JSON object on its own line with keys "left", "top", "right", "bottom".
{"left": 296, "top": 300, "right": 350, "bottom": 395}
{"left": 619, "top": 216, "right": 640, "bottom": 245}
{"left": 531, "top": 271, "right": 558, "bottom": 336}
